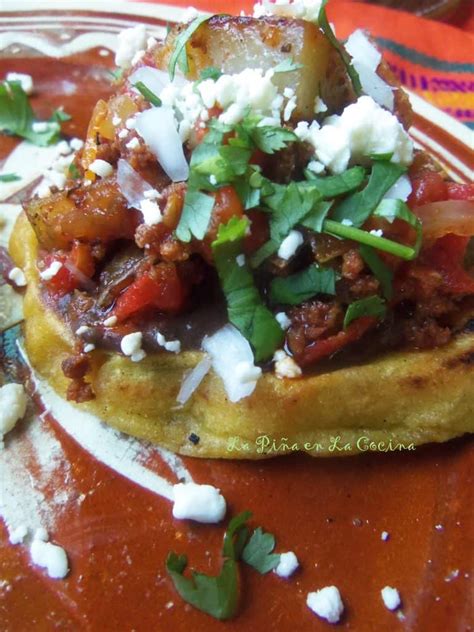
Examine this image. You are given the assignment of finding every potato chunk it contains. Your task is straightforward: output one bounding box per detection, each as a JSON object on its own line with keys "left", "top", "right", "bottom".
{"left": 24, "top": 179, "right": 137, "bottom": 250}
{"left": 155, "top": 16, "right": 342, "bottom": 120}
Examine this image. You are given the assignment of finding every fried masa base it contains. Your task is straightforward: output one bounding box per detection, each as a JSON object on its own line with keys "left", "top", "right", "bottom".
{"left": 10, "top": 212, "right": 474, "bottom": 458}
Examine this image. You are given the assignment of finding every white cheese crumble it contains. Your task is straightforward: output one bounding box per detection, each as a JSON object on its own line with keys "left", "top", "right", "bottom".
{"left": 253, "top": 0, "right": 323, "bottom": 22}
{"left": 75, "top": 325, "right": 90, "bottom": 336}
{"left": 274, "top": 551, "right": 299, "bottom": 578}
{"left": 8, "top": 267, "right": 26, "bottom": 287}
{"left": 30, "top": 537, "right": 69, "bottom": 579}
{"left": 307, "top": 586, "right": 344, "bottom": 624}
{"left": 275, "top": 312, "right": 291, "bottom": 330}
{"left": 370, "top": 229, "right": 383, "bottom": 237}
{"left": 112, "top": 115, "right": 122, "bottom": 126}
{"left": 88, "top": 159, "right": 114, "bottom": 178}
{"left": 381, "top": 530, "right": 390, "bottom": 541}
{"left": 9, "top": 525, "right": 28, "bottom": 545}
{"left": 139, "top": 199, "right": 162, "bottom": 226}
{"left": 83, "top": 343, "right": 95, "bottom": 353}
{"left": 236, "top": 254, "right": 246, "bottom": 267}
{"left": 103, "top": 315, "right": 118, "bottom": 327}
{"left": 301, "top": 96, "right": 413, "bottom": 174}
{"left": 172, "top": 482, "right": 226, "bottom": 523}
{"left": 159, "top": 67, "right": 287, "bottom": 141}
{"left": 314, "top": 96, "right": 328, "bottom": 114}
{"left": 39, "top": 260, "right": 62, "bottom": 281}
{"left": 6, "top": 72, "right": 34, "bottom": 95}
{"left": 69, "top": 137, "right": 84, "bottom": 151}
{"left": 125, "top": 117, "right": 137, "bottom": 130}
{"left": 120, "top": 332, "right": 146, "bottom": 362}
{"left": 118, "top": 129, "right": 129, "bottom": 139}
{"left": 156, "top": 332, "right": 181, "bottom": 353}
{"left": 278, "top": 230, "right": 304, "bottom": 260}
{"left": 115, "top": 25, "right": 148, "bottom": 69}
{"left": 381, "top": 586, "right": 401, "bottom": 611}
{"left": 0, "top": 383, "right": 27, "bottom": 445}
{"left": 126, "top": 137, "right": 140, "bottom": 150}
{"left": 31, "top": 121, "right": 49, "bottom": 133}
{"left": 143, "top": 188, "right": 161, "bottom": 199}
{"left": 180, "top": 6, "right": 199, "bottom": 22}
{"left": 34, "top": 527, "right": 48, "bottom": 542}
{"left": 273, "top": 350, "right": 302, "bottom": 379}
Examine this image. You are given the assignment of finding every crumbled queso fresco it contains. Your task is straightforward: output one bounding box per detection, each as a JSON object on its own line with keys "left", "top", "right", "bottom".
{"left": 306, "top": 585, "right": 345, "bottom": 623}
{"left": 172, "top": 482, "right": 227, "bottom": 523}
{"left": 0, "top": 383, "right": 28, "bottom": 446}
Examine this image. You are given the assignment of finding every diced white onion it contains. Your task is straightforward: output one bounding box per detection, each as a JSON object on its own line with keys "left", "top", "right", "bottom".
{"left": 345, "top": 30, "right": 394, "bottom": 111}
{"left": 177, "top": 355, "right": 212, "bottom": 405}
{"left": 383, "top": 174, "right": 412, "bottom": 202}
{"left": 116, "top": 158, "right": 154, "bottom": 208}
{"left": 202, "top": 325, "right": 260, "bottom": 403}
{"left": 129, "top": 66, "right": 171, "bottom": 96}
{"left": 135, "top": 107, "right": 189, "bottom": 182}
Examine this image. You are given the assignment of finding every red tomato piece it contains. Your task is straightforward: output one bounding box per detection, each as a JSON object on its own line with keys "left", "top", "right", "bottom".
{"left": 297, "top": 317, "right": 377, "bottom": 367}
{"left": 114, "top": 264, "right": 186, "bottom": 322}
{"left": 409, "top": 171, "right": 448, "bottom": 207}
{"left": 446, "top": 183, "right": 474, "bottom": 201}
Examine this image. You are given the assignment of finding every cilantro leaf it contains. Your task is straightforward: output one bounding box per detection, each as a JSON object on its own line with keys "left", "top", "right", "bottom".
{"left": 270, "top": 264, "right": 336, "bottom": 305}
{"left": 323, "top": 219, "right": 420, "bottom": 261}
{"left": 50, "top": 108, "right": 71, "bottom": 123}
{"left": 343, "top": 295, "right": 386, "bottom": 329}
{"left": 300, "top": 200, "right": 333, "bottom": 232}
{"left": 251, "top": 182, "right": 321, "bottom": 267}
{"left": 273, "top": 59, "right": 304, "bottom": 73}
{"left": 176, "top": 189, "right": 215, "bottom": 242}
{"left": 223, "top": 511, "right": 252, "bottom": 560}
{"left": 199, "top": 66, "right": 223, "bottom": 81}
{"left": 331, "top": 162, "right": 406, "bottom": 227}
{"left": 168, "top": 15, "right": 215, "bottom": 80}
{"left": 0, "top": 173, "right": 20, "bottom": 182}
{"left": 68, "top": 163, "right": 81, "bottom": 180}
{"left": 0, "top": 80, "right": 61, "bottom": 146}
{"left": 212, "top": 217, "right": 284, "bottom": 361}
{"left": 373, "top": 198, "right": 423, "bottom": 258}
{"left": 134, "top": 80, "right": 162, "bottom": 106}
{"left": 318, "top": 0, "right": 363, "bottom": 96}
{"left": 359, "top": 244, "right": 393, "bottom": 300}
{"left": 241, "top": 527, "right": 280, "bottom": 574}
{"left": 166, "top": 553, "right": 239, "bottom": 621}
{"left": 166, "top": 511, "right": 251, "bottom": 621}
{"left": 249, "top": 125, "right": 297, "bottom": 154}
{"left": 303, "top": 166, "right": 366, "bottom": 198}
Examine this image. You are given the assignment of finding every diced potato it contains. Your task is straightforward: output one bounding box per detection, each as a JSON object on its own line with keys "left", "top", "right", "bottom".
{"left": 155, "top": 16, "right": 346, "bottom": 120}
{"left": 24, "top": 179, "right": 137, "bottom": 249}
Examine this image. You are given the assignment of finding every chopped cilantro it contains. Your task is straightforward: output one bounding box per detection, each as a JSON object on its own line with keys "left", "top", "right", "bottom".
{"left": 303, "top": 166, "right": 366, "bottom": 198}
{"left": 331, "top": 162, "right": 406, "bottom": 227}
{"left": 241, "top": 528, "right": 280, "bottom": 574}
{"left": 134, "top": 81, "right": 162, "bottom": 107}
{"left": 318, "top": 0, "right": 363, "bottom": 96}
{"left": 176, "top": 189, "right": 215, "bottom": 242}
{"left": 0, "top": 80, "right": 63, "bottom": 146}
{"left": 273, "top": 59, "right": 304, "bottom": 73}
{"left": 249, "top": 125, "right": 297, "bottom": 155}
{"left": 344, "top": 295, "right": 386, "bottom": 329}
{"left": 250, "top": 182, "right": 321, "bottom": 267}
{"left": 359, "top": 244, "right": 393, "bottom": 300}
{"left": 270, "top": 264, "right": 337, "bottom": 305}
{"left": 212, "top": 217, "right": 284, "bottom": 361}
{"left": 50, "top": 108, "right": 71, "bottom": 123}
{"left": 199, "top": 66, "right": 223, "bottom": 81}
{"left": 108, "top": 68, "right": 124, "bottom": 82}
{"left": 68, "top": 163, "right": 81, "bottom": 180}
{"left": 0, "top": 173, "right": 21, "bottom": 182}
{"left": 166, "top": 511, "right": 251, "bottom": 621}
{"left": 323, "top": 219, "right": 418, "bottom": 260}
{"left": 300, "top": 200, "right": 333, "bottom": 232}
{"left": 373, "top": 198, "right": 422, "bottom": 257}
{"left": 168, "top": 15, "right": 216, "bottom": 80}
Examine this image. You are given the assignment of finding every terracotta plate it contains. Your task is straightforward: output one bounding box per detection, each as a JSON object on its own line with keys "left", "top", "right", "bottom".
{"left": 0, "top": 4, "right": 472, "bottom": 631}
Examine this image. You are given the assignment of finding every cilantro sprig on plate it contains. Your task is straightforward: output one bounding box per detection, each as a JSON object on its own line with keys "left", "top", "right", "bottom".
{"left": 0, "top": 80, "right": 70, "bottom": 147}
{"left": 166, "top": 511, "right": 286, "bottom": 621}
